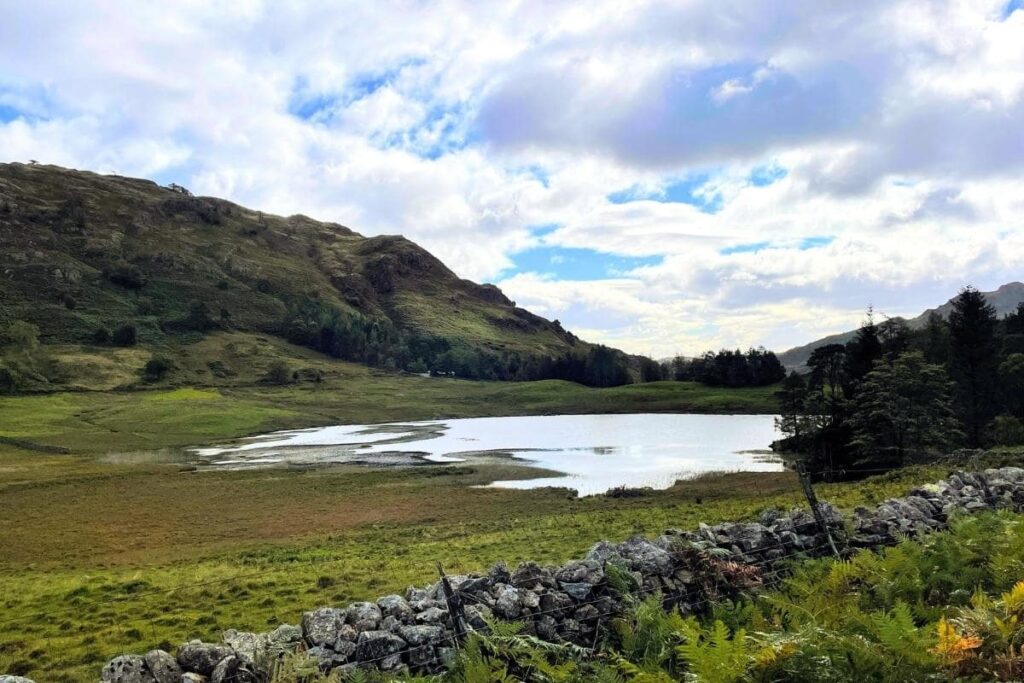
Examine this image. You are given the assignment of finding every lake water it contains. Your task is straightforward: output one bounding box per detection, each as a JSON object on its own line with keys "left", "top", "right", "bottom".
{"left": 195, "top": 413, "right": 783, "bottom": 496}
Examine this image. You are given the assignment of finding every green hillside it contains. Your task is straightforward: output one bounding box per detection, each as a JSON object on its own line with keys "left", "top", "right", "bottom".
{"left": 0, "top": 162, "right": 584, "bottom": 390}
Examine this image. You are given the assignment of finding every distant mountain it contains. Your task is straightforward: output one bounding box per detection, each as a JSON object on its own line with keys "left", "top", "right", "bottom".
{"left": 0, "top": 163, "right": 588, "bottom": 383}
{"left": 778, "top": 282, "right": 1024, "bottom": 371}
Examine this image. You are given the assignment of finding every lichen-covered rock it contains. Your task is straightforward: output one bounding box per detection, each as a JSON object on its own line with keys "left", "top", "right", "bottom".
{"left": 559, "top": 581, "right": 592, "bottom": 601}
{"left": 143, "top": 650, "right": 180, "bottom": 683}
{"left": 179, "top": 674, "right": 205, "bottom": 683}
{"left": 0, "top": 677, "right": 36, "bottom": 683}
{"left": 267, "top": 623, "right": 303, "bottom": 649}
{"left": 221, "top": 631, "right": 267, "bottom": 662}
{"left": 301, "top": 607, "right": 345, "bottom": 647}
{"left": 346, "top": 602, "right": 383, "bottom": 631}
{"left": 377, "top": 595, "right": 414, "bottom": 622}
{"left": 617, "top": 537, "right": 674, "bottom": 576}
{"left": 415, "top": 606, "right": 448, "bottom": 624}
{"left": 398, "top": 625, "right": 446, "bottom": 646}
{"left": 101, "top": 655, "right": 153, "bottom": 683}
{"left": 210, "top": 655, "right": 256, "bottom": 683}
{"left": 355, "top": 631, "right": 407, "bottom": 661}
{"left": 493, "top": 584, "right": 522, "bottom": 619}
{"left": 176, "top": 641, "right": 233, "bottom": 677}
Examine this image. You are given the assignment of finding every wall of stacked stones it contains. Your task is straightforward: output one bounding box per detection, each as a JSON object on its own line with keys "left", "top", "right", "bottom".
{"left": 11, "top": 468, "right": 1024, "bottom": 683}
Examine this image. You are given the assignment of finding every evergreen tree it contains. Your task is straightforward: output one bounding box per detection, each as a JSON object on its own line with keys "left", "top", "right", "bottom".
{"left": 922, "top": 312, "right": 950, "bottom": 365}
{"left": 843, "top": 311, "right": 882, "bottom": 394}
{"left": 948, "top": 286, "right": 999, "bottom": 446}
{"left": 849, "top": 352, "right": 961, "bottom": 467}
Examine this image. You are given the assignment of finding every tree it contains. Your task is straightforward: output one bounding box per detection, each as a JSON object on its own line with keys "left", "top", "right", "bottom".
{"left": 4, "top": 321, "right": 40, "bottom": 353}
{"left": 921, "top": 312, "right": 949, "bottom": 365}
{"left": 143, "top": 356, "right": 173, "bottom": 382}
{"left": 998, "top": 354, "right": 1024, "bottom": 419}
{"left": 849, "top": 352, "right": 961, "bottom": 468}
{"left": 774, "top": 372, "right": 813, "bottom": 444}
{"left": 843, "top": 312, "right": 883, "bottom": 394}
{"left": 948, "top": 286, "right": 999, "bottom": 446}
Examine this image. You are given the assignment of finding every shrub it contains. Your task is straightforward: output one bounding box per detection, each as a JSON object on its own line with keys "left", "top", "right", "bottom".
{"left": 92, "top": 327, "right": 111, "bottom": 345}
{"left": 143, "top": 356, "right": 173, "bottom": 382}
{"left": 104, "top": 263, "right": 147, "bottom": 289}
{"left": 263, "top": 360, "right": 292, "bottom": 385}
{"left": 111, "top": 324, "right": 138, "bottom": 347}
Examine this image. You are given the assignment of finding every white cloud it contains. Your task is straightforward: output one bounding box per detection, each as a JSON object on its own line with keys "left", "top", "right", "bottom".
{"left": 1, "top": 0, "right": 1022, "bottom": 356}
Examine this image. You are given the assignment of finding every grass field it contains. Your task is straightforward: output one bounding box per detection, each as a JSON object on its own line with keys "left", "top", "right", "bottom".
{"left": 0, "top": 355, "right": 889, "bottom": 682}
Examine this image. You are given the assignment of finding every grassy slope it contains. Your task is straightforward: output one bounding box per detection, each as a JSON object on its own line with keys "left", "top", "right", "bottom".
{"left": 0, "top": 162, "right": 575, "bottom": 373}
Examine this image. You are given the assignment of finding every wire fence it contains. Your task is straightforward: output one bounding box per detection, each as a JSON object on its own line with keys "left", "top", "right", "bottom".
{"left": 6, "top": 462, "right": 997, "bottom": 681}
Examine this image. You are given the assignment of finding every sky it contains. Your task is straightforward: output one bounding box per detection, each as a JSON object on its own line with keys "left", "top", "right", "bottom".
{"left": 1, "top": 1, "right": 1023, "bottom": 358}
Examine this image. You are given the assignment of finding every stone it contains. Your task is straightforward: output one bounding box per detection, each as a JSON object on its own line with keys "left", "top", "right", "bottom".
{"left": 101, "top": 656, "right": 153, "bottom": 683}
{"left": 144, "top": 650, "right": 181, "bottom": 683}
{"left": 180, "top": 675, "right": 205, "bottom": 683}
{"left": 416, "top": 606, "right": 449, "bottom": 624}
{"left": 493, "top": 584, "right": 522, "bottom": 619}
{"left": 346, "top": 602, "right": 383, "bottom": 631}
{"left": 559, "top": 581, "right": 592, "bottom": 601}
{"left": 176, "top": 641, "right": 234, "bottom": 677}
{"left": 616, "top": 537, "right": 674, "bottom": 576}
{"left": 301, "top": 607, "right": 345, "bottom": 647}
{"left": 267, "top": 623, "right": 303, "bottom": 648}
{"left": 399, "top": 625, "right": 446, "bottom": 646}
{"left": 535, "top": 615, "right": 558, "bottom": 640}
{"left": 355, "top": 631, "right": 407, "bottom": 662}
{"left": 0, "top": 678, "right": 36, "bottom": 683}
{"left": 221, "top": 631, "right": 267, "bottom": 662}
{"left": 210, "top": 655, "right": 256, "bottom": 683}
{"left": 377, "top": 595, "right": 414, "bottom": 622}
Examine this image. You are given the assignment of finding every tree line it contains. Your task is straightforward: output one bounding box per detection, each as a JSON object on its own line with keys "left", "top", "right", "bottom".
{"left": 663, "top": 348, "right": 787, "bottom": 387}
{"left": 776, "top": 287, "right": 1024, "bottom": 479}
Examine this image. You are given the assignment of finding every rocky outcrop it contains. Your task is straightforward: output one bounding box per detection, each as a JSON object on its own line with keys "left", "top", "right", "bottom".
{"left": 72, "top": 468, "right": 1024, "bottom": 680}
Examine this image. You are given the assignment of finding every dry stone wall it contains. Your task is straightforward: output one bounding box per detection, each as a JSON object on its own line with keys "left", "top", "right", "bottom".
{"left": 10, "top": 468, "right": 1024, "bottom": 683}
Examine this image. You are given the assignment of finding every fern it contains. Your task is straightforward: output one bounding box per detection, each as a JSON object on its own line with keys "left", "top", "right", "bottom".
{"left": 675, "top": 620, "right": 751, "bottom": 683}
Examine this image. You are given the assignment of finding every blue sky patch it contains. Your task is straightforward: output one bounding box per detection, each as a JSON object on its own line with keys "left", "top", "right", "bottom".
{"left": 720, "top": 235, "right": 833, "bottom": 255}
{"left": 0, "top": 104, "right": 21, "bottom": 123}
{"left": 748, "top": 164, "right": 787, "bottom": 187}
{"left": 608, "top": 171, "right": 723, "bottom": 213}
{"left": 505, "top": 246, "right": 662, "bottom": 280}
{"left": 1003, "top": 0, "right": 1023, "bottom": 18}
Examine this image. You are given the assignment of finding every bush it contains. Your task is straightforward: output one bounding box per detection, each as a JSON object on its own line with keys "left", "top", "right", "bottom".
{"left": 263, "top": 360, "right": 292, "bottom": 385}
{"left": 111, "top": 324, "right": 137, "bottom": 347}
{"left": 92, "top": 327, "right": 111, "bottom": 345}
{"left": 104, "top": 263, "right": 147, "bottom": 289}
{"left": 143, "top": 356, "right": 173, "bottom": 382}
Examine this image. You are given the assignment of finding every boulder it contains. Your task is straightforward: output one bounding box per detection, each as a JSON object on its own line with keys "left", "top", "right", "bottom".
{"left": 346, "top": 602, "right": 383, "bottom": 631}
{"left": 143, "top": 650, "right": 181, "bottom": 683}
{"left": 210, "top": 655, "right": 256, "bottom": 683}
{"left": 101, "top": 655, "right": 153, "bottom": 683}
{"left": 355, "top": 631, "right": 407, "bottom": 662}
{"left": 377, "top": 595, "right": 414, "bottom": 622}
{"left": 176, "top": 641, "right": 234, "bottom": 677}
{"left": 493, "top": 584, "right": 522, "bottom": 619}
{"left": 221, "top": 631, "right": 267, "bottom": 662}
{"left": 617, "top": 537, "right": 674, "bottom": 576}
{"left": 0, "top": 678, "right": 35, "bottom": 683}
{"left": 415, "top": 607, "right": 448, "bottom": 624}
{"left": 301, "top": 607, "right": 345, "bottom": 647}
{"left": 559, "top": 582, "right": 592, "bottom": 601}
{"left": 398, "top": 625, "right": 446, "bottom": 646}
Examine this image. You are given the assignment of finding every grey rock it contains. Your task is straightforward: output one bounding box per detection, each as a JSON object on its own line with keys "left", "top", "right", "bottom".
{"left": 416, "top": 606, "right": 449, "bottom": 624}
{"left": 493, "top": 584, "right": 522, "bottom": 619}
{"left": 301, "top": 607, "right": 345, "bottom": 647}
{"left": 221, "top": 631, "right": 267, "bottom": 662}
{"left": 144, "top": 650, "right": 181, "bottom": 683}
{"left": 176, "top": 641, "right": 234, "bottom": 677}
{"left": 355, "top": 631, "right": 407, "bottom": 661}
{"left": 399, "top": 625, "right": 446, "bottom": 646}
{"left": 377, "top": 594, "right": 414, "bottom": 622}
{"left": 559, "top": 581, "right": 592, "bottom": 601}
{"left": 617, "top": 537, "right": 674, "bottom": 576}
{"left": 347, "top": 601, "right": 383, "bottom": 631}
{"left": 267, "top": 623, "right": 303, "bottom": 648}
{"left": 0, "top": 678, "right": 36, "bottom": 683}
{"left": 101, "top": 656, "right": 153, "bottom": 683}
{"left": 179, "top": 675, "right": 205, "bottom": 683}
{"left": 536, "top": 615, "right": 558, "bottom": 640}
{"left": 210, "top": 655, "right": 256, "bottom": 683}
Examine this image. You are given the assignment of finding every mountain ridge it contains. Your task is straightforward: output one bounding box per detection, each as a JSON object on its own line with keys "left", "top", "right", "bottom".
{"left": 778, "top": 281, "right": 1024, "bottom": 370}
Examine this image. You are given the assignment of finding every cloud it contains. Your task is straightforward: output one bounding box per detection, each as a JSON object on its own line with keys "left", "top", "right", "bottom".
{"left": 1, "top": 0, "right": 1022, "bottom": 356}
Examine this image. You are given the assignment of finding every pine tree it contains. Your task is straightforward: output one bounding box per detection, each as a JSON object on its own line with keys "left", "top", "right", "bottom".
{"left": 948, "top": 286, "right": 999, "bottom": 446}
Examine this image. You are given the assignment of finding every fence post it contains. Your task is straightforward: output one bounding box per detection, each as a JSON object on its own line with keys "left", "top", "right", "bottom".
{"left": 798, "top": 466, "right": 842, "bottom": 559}
{"left": 436, "top": 561, "right": 468, "bottom": 644}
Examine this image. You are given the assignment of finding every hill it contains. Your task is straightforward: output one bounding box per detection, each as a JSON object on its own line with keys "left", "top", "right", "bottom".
{"left": 0, "top": 163, "right": 599, "bottom": 389}
{"left": 778, "top": 282, "right": 1024, "bottom": 370}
